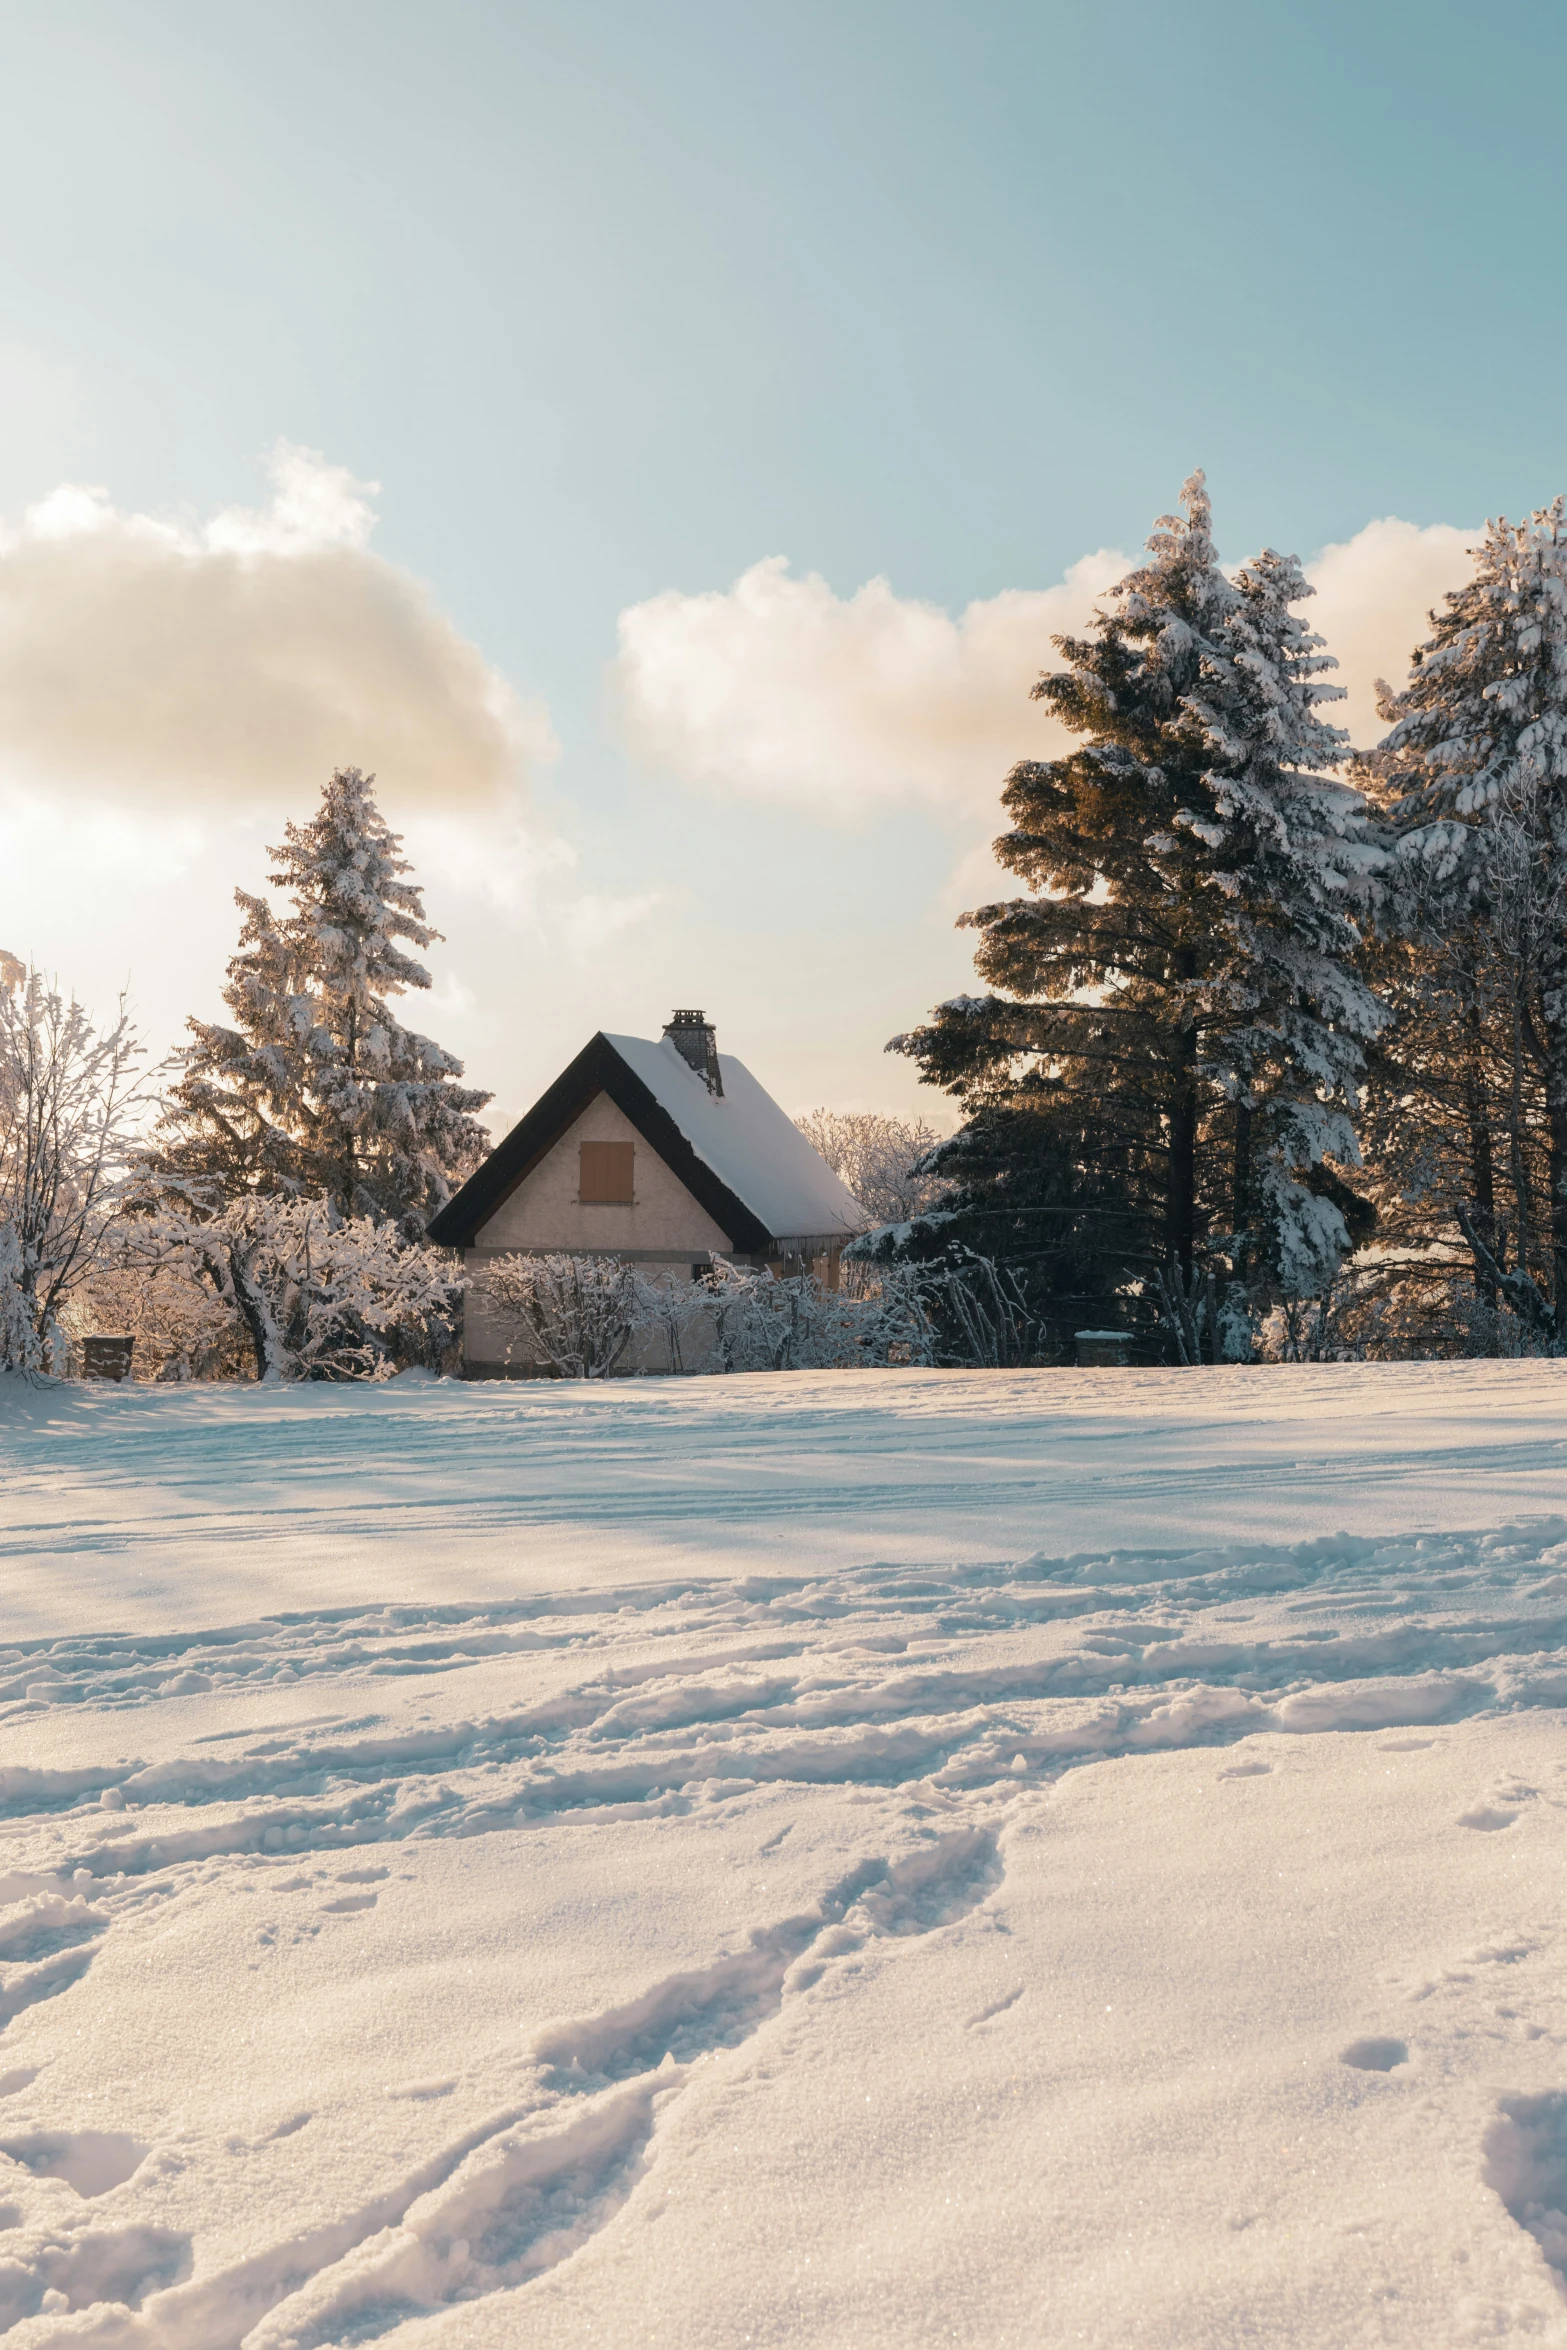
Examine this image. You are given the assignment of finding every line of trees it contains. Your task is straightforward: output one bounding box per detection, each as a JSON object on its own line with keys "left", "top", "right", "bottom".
{"left": 884, "top": 474, "right": 1567, "bottom": 1361}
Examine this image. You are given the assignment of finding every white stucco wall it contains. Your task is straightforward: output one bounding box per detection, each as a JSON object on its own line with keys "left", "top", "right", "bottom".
{"left": 472, "top": 1093, "right": 734, "bottom": 1257}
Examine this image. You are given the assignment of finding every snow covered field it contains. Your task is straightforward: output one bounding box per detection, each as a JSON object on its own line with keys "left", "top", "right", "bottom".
{"left": 3, "top": 1363, "right": 1567, "bottom": 2344}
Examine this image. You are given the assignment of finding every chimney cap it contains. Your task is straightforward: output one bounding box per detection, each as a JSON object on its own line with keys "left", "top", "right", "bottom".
{"left": 662, "top": 1008, "right": 723, "bottom": 1096}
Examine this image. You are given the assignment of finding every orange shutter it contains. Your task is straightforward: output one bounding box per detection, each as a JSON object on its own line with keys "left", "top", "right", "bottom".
{"left": 579, "top": 1140, "right": 635, "bottom": 1202}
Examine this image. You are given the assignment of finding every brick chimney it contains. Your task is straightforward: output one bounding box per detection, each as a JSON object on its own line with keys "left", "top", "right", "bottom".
{"left": 663, "top": 1009, "right": 723, "bottom": 1096}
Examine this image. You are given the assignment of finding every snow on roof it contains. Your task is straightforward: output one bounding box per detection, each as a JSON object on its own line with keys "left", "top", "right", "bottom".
{"left": 603, "top": 1032, "right": 866, "bottom": 1242}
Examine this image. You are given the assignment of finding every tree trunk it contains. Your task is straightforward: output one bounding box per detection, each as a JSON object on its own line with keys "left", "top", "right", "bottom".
{"left": 342, "top": 1000, "right": 360, "bottom": 1222}
{"left": 1166, "top": 1023, "right": 1199, "bottom": 1287}
{"left": 1232, "top": 1098, "right": 1253, "bottom": 1291}
{"left": 1507, "top": 991, "right": 1533, "bottom": 1286}
{"left": 1548, "top": 1056, "right": 1567, "bottom": 1320}
{"left": 225, "top": 1240, "right": 283, "bottom": 1382}
{"left": 1462, "top": 999, "right": 1498, "bottom": 1330}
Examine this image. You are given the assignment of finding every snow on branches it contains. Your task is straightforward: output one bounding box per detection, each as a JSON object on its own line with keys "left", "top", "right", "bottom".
{"left": 158, "top": 767, "right": 491, "bottom": 1231}
{"left": 477, "top": 1253, "right": 941, "bottom": 1378}
{"left": 0, "top": 961, "right": 156, "bottom": 1374}
{"left": 136, "top": 1191, "right": 465, "bottom": 1382}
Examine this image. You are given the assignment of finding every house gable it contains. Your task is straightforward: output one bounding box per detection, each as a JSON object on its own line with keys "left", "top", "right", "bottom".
{"left": 426, "top": 1032, "right": 773, "bottom": 1253}
{"left": 471, "top": 1091, "right": 733, "bottom": 1257}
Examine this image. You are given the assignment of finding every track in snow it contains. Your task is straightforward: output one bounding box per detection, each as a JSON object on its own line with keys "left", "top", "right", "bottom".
{"left": 7, "top": 1503, "right": 1567, "bottom": 2339}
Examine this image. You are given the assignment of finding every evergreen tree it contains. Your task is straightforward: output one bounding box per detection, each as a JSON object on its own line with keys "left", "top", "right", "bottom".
{"left": 158, "top": 768, "right": 491, "bottom": 1230}
{"left": 1360, "top": 502, "right": 1567, "bottom": 1317}
{"left": 1182, "top": 544, "right": 1385, "bottom": 1298}
{"left": 893, "top": 476, "right": 1380, "bottom": 1355}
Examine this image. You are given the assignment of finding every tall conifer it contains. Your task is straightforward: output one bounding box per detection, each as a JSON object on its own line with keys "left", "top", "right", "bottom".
{"left": 895, "top": 476, "right": 1380, "bottom": 1351}
{"left": 159, "top": 768, "right": 491, "bottom": 1229}
{"left": 1363, "top": 502, "right": 1567, "bottom": 1310}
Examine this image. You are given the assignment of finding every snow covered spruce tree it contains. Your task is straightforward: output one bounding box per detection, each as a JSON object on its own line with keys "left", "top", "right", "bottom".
{"left": 157, "top": 768, "right": 491, "bottom": 1231}
{"left": 1358, "top": 500, "right": 1567, "bottom": 1337}
{"left": 893, "top": 475, "right": 1384, "bottom": 1359}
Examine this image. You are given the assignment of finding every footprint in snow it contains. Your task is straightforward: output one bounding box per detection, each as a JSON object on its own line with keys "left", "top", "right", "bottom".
{"left": 0, "top": 2216, "right": 189, "bottom": 2325}
{"left": 0, "top": 2128, "right": 148, "bottom": 2195}
{"left": 1340, "top": 2037, "right": 1408, "bottom": 2073}
{"left": 1482, "top": 2090, "right": 1567, "bottom": 2292}
{"left": 198, "top": 1831, "right": 1007, "bottom": 2350}
{"left": 1459, "top": 1785, "right": 1537, "bottom": 1832}
{"left": 966, "top": 1986, "right": 1024, "bottom": 2028}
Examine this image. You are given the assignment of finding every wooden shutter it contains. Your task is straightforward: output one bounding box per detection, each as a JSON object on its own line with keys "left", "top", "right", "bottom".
{"left": 579, "top": 1140, "right": 635, "bottom": 1202}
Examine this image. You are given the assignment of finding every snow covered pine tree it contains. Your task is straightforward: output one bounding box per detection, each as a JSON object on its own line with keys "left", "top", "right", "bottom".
{"left": 892, "top": 474, "right": 1383, "bottom": 1361}
{"left": 1362, "top": 500, "right": 1567, "bottom": 1334}
{"left": 157, "top": 768, "right": 491, "bottom": 1232}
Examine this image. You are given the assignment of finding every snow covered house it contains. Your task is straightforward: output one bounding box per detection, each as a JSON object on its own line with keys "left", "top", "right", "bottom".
{"left": 426, "top": 1011, "right": 866, "bottom": 1377}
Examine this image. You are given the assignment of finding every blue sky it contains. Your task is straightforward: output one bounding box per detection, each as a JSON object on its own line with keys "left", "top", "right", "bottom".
{"left": 0, "top": 1, "right": 1561, "bottom": 1125}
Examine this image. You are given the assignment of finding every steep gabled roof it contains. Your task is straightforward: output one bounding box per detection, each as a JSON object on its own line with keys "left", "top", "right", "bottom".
{"left": 426, "top": 1030, "right": 865, "bottom": 1252}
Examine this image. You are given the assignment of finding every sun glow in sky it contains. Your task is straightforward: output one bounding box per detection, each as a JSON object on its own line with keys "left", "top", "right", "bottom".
{"left": 1, "top": 0, "right": 1562, "bottom": 1131}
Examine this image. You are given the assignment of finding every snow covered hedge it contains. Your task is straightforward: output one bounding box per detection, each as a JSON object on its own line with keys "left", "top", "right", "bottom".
{"left": 478, "top": 1252, "right": 942, "bottom": 1378}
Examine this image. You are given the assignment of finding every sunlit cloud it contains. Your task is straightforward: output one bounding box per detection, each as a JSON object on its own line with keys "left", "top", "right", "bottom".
{"left": 612, "top": 551, "right": 1131, "bottom": 819}
{"left": 612, "top": 521, "right": 1484, "bottom": 823}
{"left": 1302, "top": 516, "right": 1476, "bottom": 749}
{"left": 0, "top": 443, "right": 556, "bottom": 812}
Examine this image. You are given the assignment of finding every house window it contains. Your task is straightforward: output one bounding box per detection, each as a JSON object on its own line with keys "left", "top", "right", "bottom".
{"left": 579, "top": 1140, "right": 635, "bottom": 1203}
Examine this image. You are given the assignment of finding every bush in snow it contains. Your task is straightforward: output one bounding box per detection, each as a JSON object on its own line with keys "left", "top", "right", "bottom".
{"left": 481, "top": 1253, "right": 643, "bottom": 1380}
{"left": 477, "top": 1252, "right": 942, "bottom": 1379}
{"left": 696, "top": 1256, "right": 937, "bottom": 1373}
{"left": 842, "top": 1236, "right": 1043, "bottom": 1368}
{"left": 0, "top": 959, "right": 156, "bottom": 1375}
{"left": 134, "top": 1191, "right": 465, "bottom": 1382}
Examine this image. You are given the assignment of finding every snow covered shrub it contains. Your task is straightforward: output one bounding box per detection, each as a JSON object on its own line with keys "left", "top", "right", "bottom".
{"left": 0, "top": 961, "right": 155, "bottom": 1375}
{"left": 1257, "top": 1254, "right": 1561, "bottom": 1365}
{"left": 843, "top": 1229, "right": 1046, "bottom": 1366}
{"left": 694, "top": 1257, "right": 936, "bottom": 1373}
{"left": 916, "top": 1253, "right": 1042, "bottom": 1368}
{"left": 476, "top": 1253, "right": 939, "bottom": 1379}
{"left": 143, "top": 1192, "right": 464, "bottom": 1381}
{"left": 481, "top": 1253, "right": 641, "bottom": 1379}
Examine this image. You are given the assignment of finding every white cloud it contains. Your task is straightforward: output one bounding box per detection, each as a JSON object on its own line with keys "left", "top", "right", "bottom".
{"left": 613, "top": 521, "right": 1484, "bottom": 820}
{"left": 0, "top": 443, "right": 556, "bottom": 810}
{"left": 612, "top": 551, "right": 1130, "bottom": 818}
{"left": 1302, "top": 517, "right": 1476, "bottom": 750}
